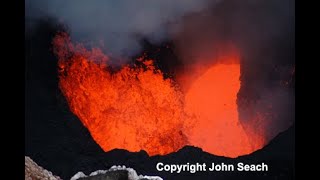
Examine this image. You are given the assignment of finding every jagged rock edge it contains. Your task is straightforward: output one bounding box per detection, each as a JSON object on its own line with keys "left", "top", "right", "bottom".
{"left": 70, "top": 165, "right": 163, "bottom": 180}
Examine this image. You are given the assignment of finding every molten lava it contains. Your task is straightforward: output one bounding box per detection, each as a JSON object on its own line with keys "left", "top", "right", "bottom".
{"left": 53, "top": 33, "right": 264, "bottom": 158}
{"left": 184, "top": 63, "right": 253, "bottom": 157}
{"left": 53, "top": 33, "right": 188, "bottom": 156}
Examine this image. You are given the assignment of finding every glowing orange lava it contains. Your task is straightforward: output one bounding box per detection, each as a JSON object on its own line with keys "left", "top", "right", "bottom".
{"left": 184, "top": 63, "right": 254, "bottom": 157}
{"left": 53, "top": 33, "right": 264, "bottom": 157}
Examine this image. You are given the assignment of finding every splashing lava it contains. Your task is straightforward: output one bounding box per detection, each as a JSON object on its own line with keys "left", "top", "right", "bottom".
{"left": 53, "top": 33, "right": 264, "bottom": 157}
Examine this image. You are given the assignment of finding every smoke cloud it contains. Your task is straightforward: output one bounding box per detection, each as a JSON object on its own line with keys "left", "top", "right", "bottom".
{"left": 26, "top": 0, "right": 294, "bottom": 147}
{"left": 171, "top": 0, "right": 295, "bottom": 143}
{"left": 26, "top": 0, "right": 218, "bottom": 61}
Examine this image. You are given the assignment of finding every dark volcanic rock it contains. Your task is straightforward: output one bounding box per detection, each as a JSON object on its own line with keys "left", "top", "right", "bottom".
{"left": 25, "top": 1, "right": 294, "bottom": 179}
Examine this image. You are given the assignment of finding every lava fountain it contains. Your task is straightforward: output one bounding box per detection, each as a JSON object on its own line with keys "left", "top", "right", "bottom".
{"left": 53, "top": 33, "right": 264, "bottom": 158}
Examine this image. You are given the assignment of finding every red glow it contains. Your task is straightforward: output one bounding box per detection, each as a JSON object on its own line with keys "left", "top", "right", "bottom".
{"left": 53, "top": 33, "right": 264, "bottom": 157}
{"left": 185, "top": 63, "right": 255, "bottom": 157}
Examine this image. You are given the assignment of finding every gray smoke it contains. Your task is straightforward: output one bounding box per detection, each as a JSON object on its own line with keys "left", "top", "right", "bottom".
{"left": 26, "top": 0, "right": 294, "bottom": 146}
{"left": 25, "top": 0, "right": 218, "bottom": 61}
{"left": 171, "top": 0, "right": 295, "bottom": 143}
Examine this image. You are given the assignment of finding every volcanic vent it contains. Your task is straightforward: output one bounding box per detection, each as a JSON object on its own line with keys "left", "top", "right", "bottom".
{"left": 53, "top": 33, "right": 265, "bottom": 158}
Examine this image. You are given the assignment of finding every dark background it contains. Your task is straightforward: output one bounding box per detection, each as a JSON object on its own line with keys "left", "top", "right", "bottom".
{"left": 25, "top": 19, "right": 294, "bottom": 180}
{"left": 25, "top": 0, "right": 295, "bottom": 179}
